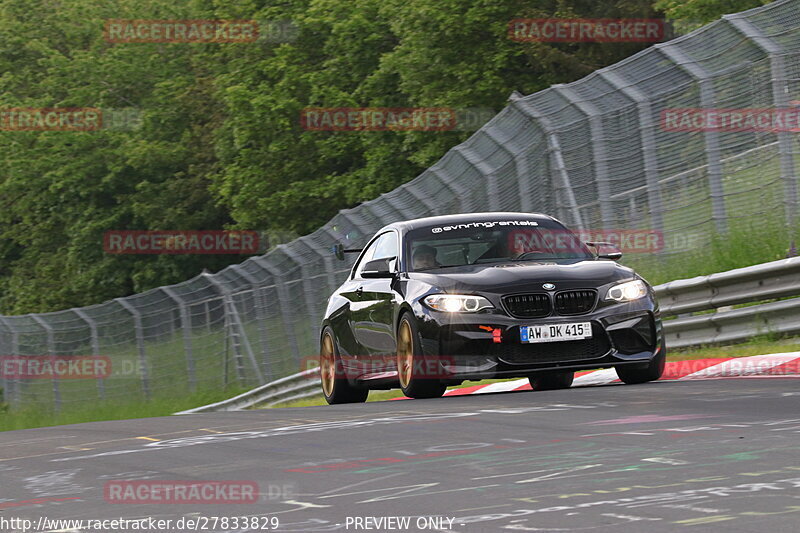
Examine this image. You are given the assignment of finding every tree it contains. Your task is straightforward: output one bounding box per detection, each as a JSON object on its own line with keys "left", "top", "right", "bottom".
{"left": 1, "top": 0, "right": 672, "bottom": 312}
{"left": 654, "top": 0, "right": 772, "bottom": 25}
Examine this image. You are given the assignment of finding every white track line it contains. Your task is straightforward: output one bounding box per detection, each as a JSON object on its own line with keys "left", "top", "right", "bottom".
{"left": 572, "top": 368, "right": 619, "bottom": 386}
{"left": 471, "top": 378, "right": 529, "bottom": 394}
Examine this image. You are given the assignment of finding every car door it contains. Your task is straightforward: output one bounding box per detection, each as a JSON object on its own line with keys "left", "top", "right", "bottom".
{"left": 351, "top": 231, "right": 399, "bottom": 374}
{"left": 331, "top": 238, "right": 378, "bottom": 367}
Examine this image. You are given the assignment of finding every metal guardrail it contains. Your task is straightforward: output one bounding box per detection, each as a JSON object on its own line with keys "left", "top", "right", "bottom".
{"left": 177, "top": 257, "right": 800, "bottom": 413}
{"left": 656, "top": 257, "right": 800, "bottom": 349}
{"left": 174, "top": 368, "right": 320, "bottom": 414}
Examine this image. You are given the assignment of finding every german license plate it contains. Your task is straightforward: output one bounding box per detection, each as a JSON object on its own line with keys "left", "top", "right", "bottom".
{"left": 520, "top": 322, "right": 592, "bottom": 343}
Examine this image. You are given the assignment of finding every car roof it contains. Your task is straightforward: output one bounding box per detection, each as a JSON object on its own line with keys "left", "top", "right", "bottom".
{"left": 378, "top": 212, "right": 557, "bottom": 234}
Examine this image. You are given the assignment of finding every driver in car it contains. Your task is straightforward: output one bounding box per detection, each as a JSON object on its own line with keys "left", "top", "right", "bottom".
{"left": 413, "top": 244, "right": 439, "bottom": 270}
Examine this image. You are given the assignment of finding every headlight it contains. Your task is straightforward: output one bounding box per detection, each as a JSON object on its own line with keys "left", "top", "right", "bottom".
{"left": 605, "top": 279, "right": 648, "bottom": 302}
{"left": 423, "top": 294, "right": 494, "bottom": 313}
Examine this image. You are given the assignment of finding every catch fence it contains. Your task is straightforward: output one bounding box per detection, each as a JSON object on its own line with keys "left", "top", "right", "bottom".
{"left": 1, "top": 0, "right": 799, "bottom": 409}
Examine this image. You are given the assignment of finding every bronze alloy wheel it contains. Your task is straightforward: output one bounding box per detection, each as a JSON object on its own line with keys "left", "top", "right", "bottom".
{"left": 397, "top": 319, "right": 414, "bottom": 388}
{"left": 396, "top": 315, "right": 446, "bottom": 399}
{"left": 319, "top": 326, "right": 368, "bottom": 404}
{"left": 320, "top": 332, "right": 336, "bottom": 397}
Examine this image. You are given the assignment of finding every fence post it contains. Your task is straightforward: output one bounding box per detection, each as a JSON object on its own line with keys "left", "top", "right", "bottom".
{"left": 204, "top": 300, "right": 213, "bottom": 333}
{"left": 482, "top": 121, "right": 533, "bottom": 213}
{"left": 553, "top": 85, "right": 615, "bottom": 229}
{"left": 724, "top": 14, "right": 797, "bottom": 228}
{"left": 204, "top": 274, "right": 265, "bottom": 386}
{"left": 232, "top": 264, "right": 274, "bottom": 380}
{"left": 402, "top": 183, "right": 440, "bottom": 213}
{"left": 225, "top": 296, "right": 245, "bottom": 384}
{"left": 275, "top": 244, "right": 320, "bottom": 358}
{"left": 30, "top": 316, "right": 60, "bottom": 412}
{"left": 114, "top": 298, "right": 150, "bottom": 399}
{"left": 512, "top": 98, "right": 585, "bottom": 230}
{"left": 321, "top": 227, "right": 348, "bottom": 293}
{"left": 251, "top": 256, "right": 302, "bottom": 366}
{"left": 455, "top": 145, "right": 500, "bottom": 211}
{"left": 338, "top": 209, "right": 374, "bottom": 245}
{"left": 658, "top": 43, "right": 728, "bottom": 235}
{"left": 429, "top": 166, "right": 471, "bottom": 212}
{"left": 294, "top": 236, "right": 345, "bottom": 327}
{"left": 72, "top": 308, "right": 105, "bottom": 400}
{"left": 0, "top": 317, "right": 17, "bottom": 406}
{"left": 598, "top": 69, "right": 665, "bottom": 234}
{"left": 161, "top": 287, "right": 197, "bottom": 391}
{"left": 364, "top": 199, "right": 404, "bottom": 226}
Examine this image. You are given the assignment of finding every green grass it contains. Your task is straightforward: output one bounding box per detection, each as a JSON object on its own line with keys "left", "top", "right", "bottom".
{"left": 621, "top": 146, "right": 799, "bottom": 285}
{"left": 625, "top": 213, "right": 796, "bottom": 286}
{"left": 277, "top": 388, "right": 409, "bottom": 408}
{"left": 0, "top": 385, "right": 250, "bottom": 432}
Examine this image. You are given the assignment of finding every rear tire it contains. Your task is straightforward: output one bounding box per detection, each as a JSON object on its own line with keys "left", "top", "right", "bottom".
{"left": 320, "top": 327, "right": 369, "bottom": 404}
{"left": 397, "top": 314, "right": 446, "bottom": 399}
{"left": 616, "top": 346, "right": 666, "bottom": 385}
{"left": 529, "top": 371, "right": 574, "bottom": 391}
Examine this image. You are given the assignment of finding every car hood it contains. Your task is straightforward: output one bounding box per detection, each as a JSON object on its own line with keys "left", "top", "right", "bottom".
{"left": 406, "top": 260, "right": 634, "bottom": 294}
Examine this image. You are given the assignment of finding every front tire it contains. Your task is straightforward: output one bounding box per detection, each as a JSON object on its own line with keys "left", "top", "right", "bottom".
{"left": 616, "top": 346, "right": 666, "bottom": 385}
{"left": 320, "top": 327, "right": 368, "bottom": 404}
{"left": 529, "top": 371, "right": 574, "bottom": 391}
{"left": 397, "top": 314, "right": 446, "bottom": 399}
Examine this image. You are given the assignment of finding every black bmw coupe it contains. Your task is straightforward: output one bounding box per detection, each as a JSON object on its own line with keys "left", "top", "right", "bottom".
{"left": 320, "top": 212, "right": 665, "bottom": 404}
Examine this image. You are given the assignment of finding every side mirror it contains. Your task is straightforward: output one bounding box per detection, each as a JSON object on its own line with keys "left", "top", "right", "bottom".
{"left": 361, "top": 257, "right": 398, "bottom": 278}
{"left": 333, "top": 243, "right": 345, "bottom": 261}
{"left": 586, "top": 241, "right": 622, "bottom": 261}
{"left": 332, "top": 242, "right": 363, "bottom": 261}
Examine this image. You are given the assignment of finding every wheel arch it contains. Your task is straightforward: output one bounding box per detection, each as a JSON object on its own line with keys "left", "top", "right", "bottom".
{"left": 395, "top": 302, "right": 416, "bottom": 334}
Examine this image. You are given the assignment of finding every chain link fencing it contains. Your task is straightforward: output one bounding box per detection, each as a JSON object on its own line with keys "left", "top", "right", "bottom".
{"left": 1, "top": 0, "right": 799, "bottom": 410}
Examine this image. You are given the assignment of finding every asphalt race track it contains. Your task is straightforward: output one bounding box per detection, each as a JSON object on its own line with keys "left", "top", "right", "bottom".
{"left": 1, "top": 378, "right": 799, "bottom": 532}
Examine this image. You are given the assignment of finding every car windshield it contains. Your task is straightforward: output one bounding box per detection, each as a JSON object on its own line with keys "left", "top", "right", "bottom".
{"left": 406, "top": 218, "right": 592, "bottom": 271}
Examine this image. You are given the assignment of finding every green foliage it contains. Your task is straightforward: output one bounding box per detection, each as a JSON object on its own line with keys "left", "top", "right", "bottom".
{"left": 624, "top": 211, "right": 796, "bottom": 286}
{"left": 654, "top": 0, "right": 772, "bottom": 24}
{"left": 0, "top": 0, "right": 247, "bottom": 313}
{"left": 0, "top": 0, "right": 757, "bottom": 313}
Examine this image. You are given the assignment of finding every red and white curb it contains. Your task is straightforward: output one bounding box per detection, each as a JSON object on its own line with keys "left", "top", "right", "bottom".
{"left": 400, "top": 353, "right": 800, "bottom": 399}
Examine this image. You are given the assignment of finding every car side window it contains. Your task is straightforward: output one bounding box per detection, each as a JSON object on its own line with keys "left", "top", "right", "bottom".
{"left": 372, "top": 232, "right": 398, "bottom": 261}
{"left": 353, "top": 232, "right": 397, "bottom": 278}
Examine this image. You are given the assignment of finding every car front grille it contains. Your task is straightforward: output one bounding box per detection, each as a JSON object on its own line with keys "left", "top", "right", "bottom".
{"left": 503, "top": 289, "right": 597, "bottom": 318}
{"left": 554, "top": 290, "right": 597, "bottom": 315}
{"left": 503, "top": 293, "right": 551, "bottom": 318}
{"left": 490, "top": 323, "right": 611, "bottom": 365}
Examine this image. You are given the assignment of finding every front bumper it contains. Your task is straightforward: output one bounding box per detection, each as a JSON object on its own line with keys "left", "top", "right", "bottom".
{"left": 414, "top": 298, "right": 663, "bottom": 380}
